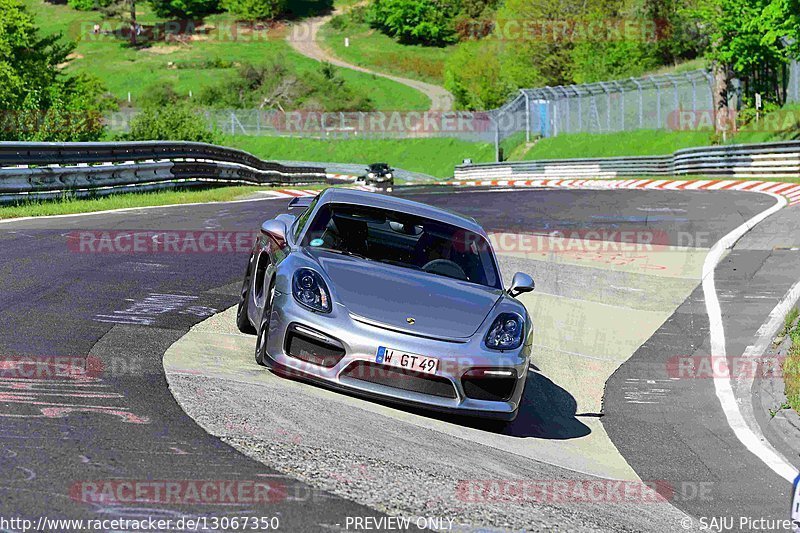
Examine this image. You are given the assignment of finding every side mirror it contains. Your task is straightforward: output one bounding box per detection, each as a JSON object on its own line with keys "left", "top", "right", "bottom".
{"left": 507, "top": 272, "right": 535, "bottom": 297}
{"left": 260, "top": 219, "right": 287, "bottom": 246}
{"left": 288, "top": 196, "right": 314, "bottom": 211}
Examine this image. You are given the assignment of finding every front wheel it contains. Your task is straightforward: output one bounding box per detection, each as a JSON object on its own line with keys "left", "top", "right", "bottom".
{"left": 254, "top": 283, "right": 275, "bottom": 366}
{"left": 236, "top": 265, "right": 256, "bottom": 334}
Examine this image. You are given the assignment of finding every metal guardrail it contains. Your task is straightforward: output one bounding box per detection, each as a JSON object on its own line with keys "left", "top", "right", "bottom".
{"left": 0, "top": 141, "right": 327, "bottom": 202}
{"left": 453, "top": 141, "right": 800, "bottom": 181}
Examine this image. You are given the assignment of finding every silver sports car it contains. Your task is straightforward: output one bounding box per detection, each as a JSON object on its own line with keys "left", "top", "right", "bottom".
{"left": 236, "top": 188, "right": 535, "bottom": 421}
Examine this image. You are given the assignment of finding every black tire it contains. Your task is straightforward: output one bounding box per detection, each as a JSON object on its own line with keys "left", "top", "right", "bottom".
{"left": 236, "top": 262, "right": 256, "bottom": 334}
{"left": 254, "top": 282, "right": 275, "bottom": 366}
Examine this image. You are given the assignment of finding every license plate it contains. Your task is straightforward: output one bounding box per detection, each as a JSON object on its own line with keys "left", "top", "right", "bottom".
{"left": 375, "top": 346, "right": 439, "bottom": 375}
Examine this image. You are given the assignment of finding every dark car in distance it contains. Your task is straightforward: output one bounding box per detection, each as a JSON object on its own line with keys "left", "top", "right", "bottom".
{"left": 358, "top": 163, "right": 395, "bottom": 186}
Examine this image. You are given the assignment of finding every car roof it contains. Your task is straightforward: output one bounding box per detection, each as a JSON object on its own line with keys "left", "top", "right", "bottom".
{"left": 318, "top": 188, "right": 486, "bottom": 236}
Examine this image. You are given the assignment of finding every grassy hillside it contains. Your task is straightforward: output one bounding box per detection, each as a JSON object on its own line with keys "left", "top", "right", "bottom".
{"left": 519, "top": 130, "right": 715, "bottom": 159}
{"left": 22, "top": 0, "right": 429, "bottom": 110}
{"left": 225, "top": 135, "right": 495, "bottom": 178}
{"left": 515, "top": 105, "right": 800, "bottom": 160}
{"left": 319, "top": 18, "right": 451, "bottom": 85}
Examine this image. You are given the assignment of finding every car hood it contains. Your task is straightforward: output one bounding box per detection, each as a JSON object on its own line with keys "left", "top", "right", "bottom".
{"left": 312, "top": 251, "right": 503, "bottom": 339}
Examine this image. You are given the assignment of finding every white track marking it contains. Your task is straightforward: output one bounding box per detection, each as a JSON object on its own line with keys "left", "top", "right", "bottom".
{"left": 0, "top": 191, "right": 312, "bottom": 225}
{"left": 740, "top": 280, "right": 800, "bottom": 377}
{"left": 703, "top": 191, "right": 799, "bottom": 483}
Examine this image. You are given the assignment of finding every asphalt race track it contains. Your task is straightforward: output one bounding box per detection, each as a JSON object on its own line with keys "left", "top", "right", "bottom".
{"left": 0, "top": 186, "right": 798, "bottom": 532}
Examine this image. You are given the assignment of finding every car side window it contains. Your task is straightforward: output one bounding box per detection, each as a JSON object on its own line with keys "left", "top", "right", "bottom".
{"left": 293, "top": 196, "right": 320, "bottom": 241}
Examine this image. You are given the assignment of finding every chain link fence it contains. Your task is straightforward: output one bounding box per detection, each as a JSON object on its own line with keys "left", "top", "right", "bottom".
{"left": 105, "top": 69, "right": 715, "bottom": 149}
{"left": 106, "top": 61, "right": 800, "bottom": 158}
{"left": 107, "top": 64, "right": 800, "bottom": 163}
{"left": 788, "top": 59, "right": 800, "bottom": 103}
{"left": 519, "top": 70, "right": 714, "bottom": 138}
{"left": 483, "top": 69, "right": 717, "bottom": 161}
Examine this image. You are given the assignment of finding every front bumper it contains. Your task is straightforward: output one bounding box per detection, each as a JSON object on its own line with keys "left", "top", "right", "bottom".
{"left": 263, "top": 291, "right": 531, "bottom": 420}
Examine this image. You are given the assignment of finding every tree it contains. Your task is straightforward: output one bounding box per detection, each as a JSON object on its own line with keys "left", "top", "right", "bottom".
{"left": 147, "top": 0, "right": 220, "bottom": 18}
{"left": 759, "top": 0, "right": 800, "bottom": 61}
{"left": 693, "top": 0, "right": 787, "bottom": 130}
{"left": 0, "top": 0, "right": 111, "bottom": 141}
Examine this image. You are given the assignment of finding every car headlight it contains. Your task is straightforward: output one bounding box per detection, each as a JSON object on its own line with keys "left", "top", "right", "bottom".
{"left": 385, "top": 172, "right": 393, "bottom": 178}
{"left": 292, "top": 268, "right": 332, "bottom": 313}
{"left": 484, "top": 313, "right": 524, "bottom": 350}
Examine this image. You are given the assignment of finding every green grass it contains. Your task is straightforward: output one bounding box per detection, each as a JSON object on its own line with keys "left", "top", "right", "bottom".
{"left": 516, "top": 130, "right": 716, "bottom": 160}
{"left": 784, "top": 307, "right": 800, "bottom": 336}
{"left": 784, "top": 315, "right": 800, "bottom": 414}
{"left": 728, "top": 103, "right": 800, "bottom": 144}
{"left": 515, "top": 103, "right": 800, "bottom": 161}
{"left": 0, "top": 185, "right": 277, "bottom": 219}
{"left": 22, "top": 0, "right": 429, "bottom": 111}
{"left": 319, "top": 19, "right": 452, "bottom": 85}
{"left": 643, "top": 58, "right": 707, "bottom": 77}
{"left": 224, "top": 135, "right": 495, "bottom": 178}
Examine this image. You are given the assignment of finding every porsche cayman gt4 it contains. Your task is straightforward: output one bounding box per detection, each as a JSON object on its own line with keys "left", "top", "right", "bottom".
{"left": 237, "top": 188, "right": 535, "bottom": 421}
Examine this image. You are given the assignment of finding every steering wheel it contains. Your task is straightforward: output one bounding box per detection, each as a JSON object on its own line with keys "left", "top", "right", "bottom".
{"left": 422, "top": 259, "right": 467, "bottom": 281}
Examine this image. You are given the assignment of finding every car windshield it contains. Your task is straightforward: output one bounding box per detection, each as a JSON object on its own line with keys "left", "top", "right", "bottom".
{"left": 301, "top": 203, "right": 501, "bottom": 289}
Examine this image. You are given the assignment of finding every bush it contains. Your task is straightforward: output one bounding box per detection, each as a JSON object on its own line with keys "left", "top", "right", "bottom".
{"left": 123, "top": 104, "right": 217, "bottom": 143}
{"left": 328, "top": 13, "right": 349, "bottom": 30}
{"left": 221, "top": 0, "right": 286, "bottom": 20}
{"left": 368, "top": 0, "right": 459, "bottom": 46}
{"left": 197, "top": 60, "right": 374, "bottom": 111}
{"left": 445, "top": 39, "right": 540, "bottom": 109}
{"left": 140, "top": 83, "right": 182, "bottom": 107}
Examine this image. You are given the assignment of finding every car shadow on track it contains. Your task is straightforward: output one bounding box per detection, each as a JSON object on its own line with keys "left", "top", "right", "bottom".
{"left": 452, "top": 371, "right": 591, "bottom": 440}
{"left": 273, "top": 365, "right": 590, "bottom": 440}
